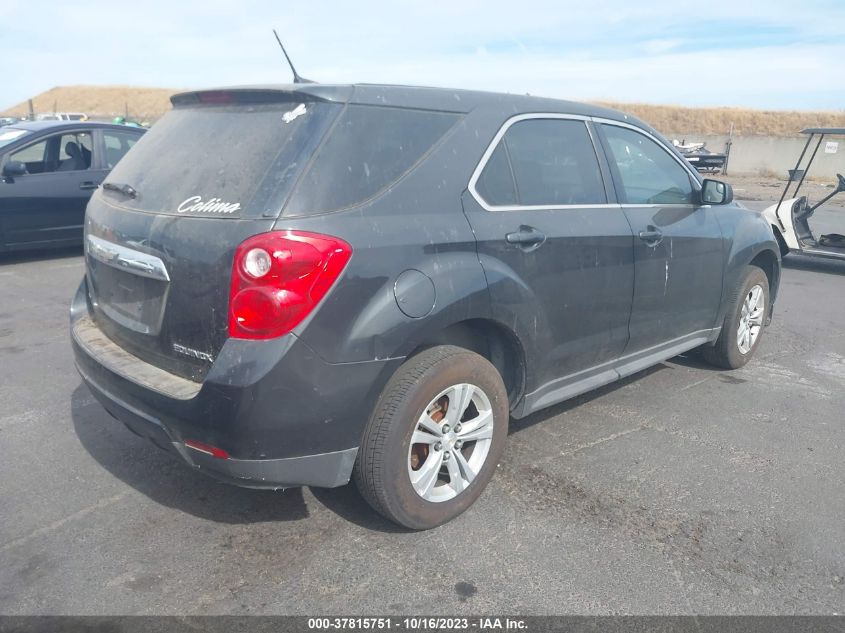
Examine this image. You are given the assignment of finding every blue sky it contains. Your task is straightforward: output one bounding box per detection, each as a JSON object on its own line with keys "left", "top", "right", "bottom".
{"left": 2, "top": 0, "right": 844, "bottom": 110}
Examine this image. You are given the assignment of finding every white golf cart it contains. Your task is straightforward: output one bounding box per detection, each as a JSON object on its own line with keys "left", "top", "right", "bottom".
{"left": 763, "top": 128, "right": 845, "bottom": 260}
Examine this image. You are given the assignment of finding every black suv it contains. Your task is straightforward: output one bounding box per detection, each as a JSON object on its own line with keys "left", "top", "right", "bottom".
{"left": 71, "top": 84, "right": 780, "bottom": 529}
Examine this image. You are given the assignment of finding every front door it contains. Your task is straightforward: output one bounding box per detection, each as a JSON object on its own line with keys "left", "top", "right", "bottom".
{"left": 597, "top": 122, "right": 725, "bottom": 359}
{"left": 0, "top": 130, "right": 98, "bottom": 247}
{"left": 463, "top": 116, "right": 635, "bottom": 405}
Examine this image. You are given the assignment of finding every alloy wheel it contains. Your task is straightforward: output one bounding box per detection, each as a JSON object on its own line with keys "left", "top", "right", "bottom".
{"left": 737, "top": 284, "right": 765, "bottom": 354}
{"left": 407, "top": 383, "right": 495, "bottom": 503}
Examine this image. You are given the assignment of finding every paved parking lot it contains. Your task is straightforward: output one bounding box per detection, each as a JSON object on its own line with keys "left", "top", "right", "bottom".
{"left": 1, "top": 204, "right": 843, "bottom": 615}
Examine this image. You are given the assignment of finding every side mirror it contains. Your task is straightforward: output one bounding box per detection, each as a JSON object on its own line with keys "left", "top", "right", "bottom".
{"left": 701, "top": 178, "right": 733, "bottom": 205}
{"left": 2, "top": 160, "right": 27, "bottom": 180}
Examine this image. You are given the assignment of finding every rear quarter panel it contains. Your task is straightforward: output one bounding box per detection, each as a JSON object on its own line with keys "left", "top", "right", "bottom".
{"left": 275, "top": 113, "right": 497, "bottom": 364}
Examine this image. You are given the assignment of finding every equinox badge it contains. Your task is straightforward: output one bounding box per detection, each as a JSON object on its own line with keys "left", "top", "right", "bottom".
{"left": 172, "top": 343, "right": 214, "bottom": 363}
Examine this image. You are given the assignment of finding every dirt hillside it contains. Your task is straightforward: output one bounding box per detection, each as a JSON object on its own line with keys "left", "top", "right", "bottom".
{"left": 2, "top": 86, "right": 179, "bottom": 122}
{"left": 597, "top": 101, "right": 845, "bottom": 137}
{"left": 4, "top": 85, "right": 844, "bottom": 136}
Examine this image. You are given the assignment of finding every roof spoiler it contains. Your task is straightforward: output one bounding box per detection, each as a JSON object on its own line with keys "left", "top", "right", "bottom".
{"left": 170, "top": 86, "right": 353, "bottom": 108}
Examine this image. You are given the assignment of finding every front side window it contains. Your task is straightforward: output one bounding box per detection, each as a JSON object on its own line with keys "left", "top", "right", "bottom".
{"left": 601, "top": 125, "right": 693, "bottom": 205}
{"left": 9, "top": 132, "right": 92, "bottom": 174}
{"left": 475, "top": 118, "right": 606, "bottom": 207}
{"left": 10, "top": 139, "right": 48, "bottom": 173}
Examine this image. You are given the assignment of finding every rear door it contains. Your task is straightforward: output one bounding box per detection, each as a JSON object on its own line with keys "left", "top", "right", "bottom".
{"left": 0, "top": 129, "right": 95, "bottom": 247}
{"left": 596, "top": 122, "right": 724, "bottom": 358}
{"left": 463, "top": 115, "right": 635, "bottom": 398}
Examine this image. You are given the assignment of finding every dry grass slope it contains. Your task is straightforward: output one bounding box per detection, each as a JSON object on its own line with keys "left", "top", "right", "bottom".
{"left": 1, "top": 85, "right": 179, "bottom": 121}
{"left": 3, "top": 86, "right": 844, "bottom": 137}
{"left": 595, "top": 101, "right": 845, "bottom": 137}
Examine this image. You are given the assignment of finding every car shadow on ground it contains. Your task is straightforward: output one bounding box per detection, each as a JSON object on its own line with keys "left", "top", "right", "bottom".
{"left": 0, "top": 246, "right": 83, "bottom": 266}
{"left": 665, "top": 350, "right": 725, "bottom": 371}
{"left": 309, "top": 487, "right": 412, "bottom": 534}
{"left": 71, "top": 381, "right": 408, "bottom": 533}
{"left": 782, "top": 254, "right": 845, "bottom": 276}
{"left": 69, "top": 354, "right": 718, "bottom": 534}
{"left": 70, "top": 383, "right": 310, "bottom": 526}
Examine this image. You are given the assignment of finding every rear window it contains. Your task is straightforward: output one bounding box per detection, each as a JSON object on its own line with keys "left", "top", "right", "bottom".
{"left": 102, "top": 102, "right": 341, "bottom": 218}
{"left": 283, "top": 105, "right": 460, "bottom": 216}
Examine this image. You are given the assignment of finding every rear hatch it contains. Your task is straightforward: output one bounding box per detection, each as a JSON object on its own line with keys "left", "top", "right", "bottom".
{"left": 84, "top": 90, "right": 343, "bottom": 381}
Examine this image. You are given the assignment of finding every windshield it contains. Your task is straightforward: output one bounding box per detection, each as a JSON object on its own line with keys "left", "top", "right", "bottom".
{"left": 103, "top": 102, "right": 341, "bottom": 219}
{"left": 0, "top": 128, "right": 31, "bottom": 150}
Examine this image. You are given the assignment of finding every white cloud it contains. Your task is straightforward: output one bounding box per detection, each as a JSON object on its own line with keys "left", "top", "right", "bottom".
{"left": 1, "top": 0, "right": 844, "bottom": 110}
{"left": 640, "top": 39, "right": 684, "bottom": 55}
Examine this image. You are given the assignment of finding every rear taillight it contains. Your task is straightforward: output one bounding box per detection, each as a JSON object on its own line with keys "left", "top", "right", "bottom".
{"left": 228, "top": 230, "right": 352, "bottom": 339}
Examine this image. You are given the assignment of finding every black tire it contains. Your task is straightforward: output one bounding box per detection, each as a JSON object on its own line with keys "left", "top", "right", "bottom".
{"left": 701, "top": 266, "right": 769, "bottom": 370}
{"left": 353, "top": 345, "right": 509, "bottom": 530}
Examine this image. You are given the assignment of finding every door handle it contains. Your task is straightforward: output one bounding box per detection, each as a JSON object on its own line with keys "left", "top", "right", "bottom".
{"left": 638, "top": 227, "right": 663, "bottom": 244}
{"left": 79, "top": 181, "right": 99, "bottom": 190}
{"left": 506, "top": 226, "right": 546, "bottom": 251}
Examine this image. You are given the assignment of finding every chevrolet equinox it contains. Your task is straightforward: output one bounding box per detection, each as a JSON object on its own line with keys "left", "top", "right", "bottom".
{"left": 71, "top": 84, "right": 781, "bottom": 529}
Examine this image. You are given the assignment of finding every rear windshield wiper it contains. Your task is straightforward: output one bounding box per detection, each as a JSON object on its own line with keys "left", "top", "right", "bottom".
{"left": 102, "top": 182, "right": 138, "bottom": 199}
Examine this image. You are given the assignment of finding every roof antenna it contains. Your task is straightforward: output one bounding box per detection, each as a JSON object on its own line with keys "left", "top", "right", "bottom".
{"left": 273, "top": 30, "right": 315, "bottom": 84}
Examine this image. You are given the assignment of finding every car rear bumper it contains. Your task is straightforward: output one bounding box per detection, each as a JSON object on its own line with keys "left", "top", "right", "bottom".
{"left": 70, "top": 278, "right": 402, "bottom": 489}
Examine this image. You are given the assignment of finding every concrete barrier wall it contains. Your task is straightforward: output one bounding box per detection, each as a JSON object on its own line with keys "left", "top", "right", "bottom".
{"left": 668, "top": 134, "right": 845, "bottom": 180}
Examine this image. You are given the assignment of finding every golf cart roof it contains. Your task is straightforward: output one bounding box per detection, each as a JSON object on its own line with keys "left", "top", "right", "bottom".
{"left": 801, "top": 128, "right": 845, "bottom": 135}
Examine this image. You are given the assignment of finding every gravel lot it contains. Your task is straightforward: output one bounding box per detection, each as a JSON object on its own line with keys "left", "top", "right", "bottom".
{"left": 0, "top": 202, "right": 843, "bottom": 615}
{"left": 717, "top": 174, "right": 845, "bottom": 210}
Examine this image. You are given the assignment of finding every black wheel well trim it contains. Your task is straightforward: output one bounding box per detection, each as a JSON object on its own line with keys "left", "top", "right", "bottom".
{"left": 406, "top": 318, "right": 526, "bottom": 409}
{"left": 746, "top": 247, "right": 781, "bottom": 324}
{"left": 748, "top": 248, "right": 780, "bottom": 294}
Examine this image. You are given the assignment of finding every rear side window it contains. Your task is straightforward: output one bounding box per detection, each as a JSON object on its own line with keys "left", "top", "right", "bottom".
{"left": 284, "top": 105, "right": 460, "bottom": 216}
{"left": 475, "top": 143, "right": 517, "bottom": 206}
{"left": 103, "top": 130, "right": 141, "bottom": 169}
{"left": 601, "top": 124, "right": 693, "bottom": 204}
{"left": 475, "top": 118, "right": 606, "bottom": 207}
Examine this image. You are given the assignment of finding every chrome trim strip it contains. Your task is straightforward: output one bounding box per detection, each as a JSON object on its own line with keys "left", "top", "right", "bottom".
{"left": 466, "top": 112, "right": 703, "bottom": 214}
{"left": 623, "top": 203, "right": 696, "bottom": 208}
{"left": 86, "top": 234, "right": 170, "bottom": 282}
